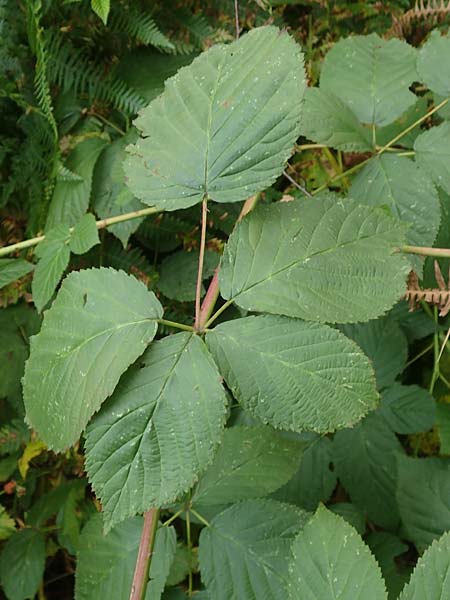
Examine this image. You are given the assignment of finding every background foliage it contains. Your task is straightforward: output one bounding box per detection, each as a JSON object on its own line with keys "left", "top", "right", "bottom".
{"left": 3, "top": 0, "right": 450, "bottom": 599}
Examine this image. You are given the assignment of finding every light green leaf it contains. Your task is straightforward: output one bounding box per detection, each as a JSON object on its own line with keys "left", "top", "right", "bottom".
{"left": 0, "top": 529, "right": 46, "bottom": 600}
{"left": 349, "top": 154, "right": 440, "bottom": 273}
{"left": 91, "top": 0, "right": 110, "bottom": 25}
{"left": 288, "top": 505, "right": 388, "bottom": 600}
{"left": 219, "top": 195, "right": 409, "bottom": 324}
{"left": 339, "top": 316, "right": 408, "bottom": 390}
{"left": 0, "top": 259, "right": 34, "bottom": 289}
{"left": 396, "top": 455, "right": 450, "bottom": 551}
{"left": 85, "top": 333, "right": 227, "bottom": 529}
{"left": 70, "top": 214, "right": 100, "bottom": 255}
{"left": 192, "top": 426, "right": 304, "bottom": 506}
{"left": 199, "top": 499, "right": 310, "bottom": 600}
{"left": 417, "top": 30, "right": 450, "bottom": 96}
{"left": 0, "top": 304, "right": 40, "bottom": 406}
{"left": 272, "top": 435, "right": 337, "bottom": 511}
{"left": 367, "top": 532, "right": 410, "bottom": 600}
{"left": 124, "top": 26, "right": 305, "bottom": 211}
{"left": 414, "top": 122, "right": 450, "bottom": 195}
{"left": 333, "top": 413, "right": 402, "bottom": 529}
{"left": 92, "top": 133, "right": 145, "bottom": 248}
{"left": 46, "top": 136, "right": 108, "bottom": 230}
{"left": 380, "top": 383, "right": 435, "bottom": 434}
{"left": 399, "top": 530, "right": 450, "bottom": 599}
{"left": 158, "top": 250, "right": 219, "bottom": 301}
{"left": 300, "top": 87, "right": 373, "bottom": 151}
{"left": 75, "top": 514, "right": 176, "bottom": 600}
{"left": 207, "top": 315, "right": 378, "bottom": 433}
{"left": 436, "top": 403, "right": 450, "bottom": 454}
{"left": 320, "top": 33, "right": 417, "bottom": 126}
{"left": 376, "top": 98, "right": 429, "bottom": 149}
{"left": 24, "top": 268, "right": 163, "bottom": 451}
{"left": 0, "top": 507, "right": 15, "bottom": 541}
{"left": 329, "top": 503, "right": 366, "bottom": 536}
{"left": 32, "top": 224, "right": 71, "bottom": 312}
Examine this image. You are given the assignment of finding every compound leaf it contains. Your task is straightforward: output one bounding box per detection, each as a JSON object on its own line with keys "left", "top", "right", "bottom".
{"left": 207, "top": 315, "right": 378, "bottom": 432}
{"left": 85, "top": 332, "right": 227, "bottom": 529}
{"left": 219, "top": 195, "right": 409, "bottom": 324}
{"left": 320, "top": 33, "right": 417, "bottom": 126}
{"left": 192, "top": 426, "right": 304, "bottom": 506}
{"left": 24, "top": 268, "right": 162, "bottom": 451}
{"left": 124, "top": 26, "right": 305, "bottom": 211}
{"left": 288, "top": 505, "right": 387, "bottom": 600}
{"left": 199, "top": 499, "right": 310, "bottom": 600}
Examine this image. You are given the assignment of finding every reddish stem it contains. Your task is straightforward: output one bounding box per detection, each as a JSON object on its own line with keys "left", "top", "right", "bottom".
{"left": 194, "top": 198, "right": 208, "bottom": 330}
{"left": 129, "top": 508, "right": 159, "bottom": 600}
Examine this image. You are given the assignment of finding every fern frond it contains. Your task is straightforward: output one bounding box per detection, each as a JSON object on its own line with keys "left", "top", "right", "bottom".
{"left": 47, "top": 33, "right": 146, "bottom": 114}
{"left": 110, "top": 5, "right": 174, "bottom": 50}
{"left": 388, "top": 0, "right": 450, "bottom": 38}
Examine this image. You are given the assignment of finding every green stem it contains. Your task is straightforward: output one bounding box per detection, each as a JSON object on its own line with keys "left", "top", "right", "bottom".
{"left": 0, "top": 207, "right": 161, "bottom": 257}
{"left": 129, "top": 508, "right": 160, "bottom": 600}
{"left": 186, "top": 509, "right": 193, "bottom": 597}
{"left": 162, "top": 510, "right": 183, "bottom": 527}
{"left": 204, "top": 298, "right": 234, "bottom": 329}
{"left": 190, "top": 508, "right": 211, "bottom": 527}
{"left": 158, "top": 319, "right": 195, "bottom": 333}
{"left": 400, "top": 245, "right": 450, "bottom": 258}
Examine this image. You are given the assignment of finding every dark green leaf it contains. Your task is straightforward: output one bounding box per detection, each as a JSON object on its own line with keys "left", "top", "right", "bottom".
{"left": 380, "top": 384, "right": 435, "bottom": 434}
{"left": 158, "top": 250, "right": 219, "bottom": 301}
{"left": 0, "top": 529, "right": 46, "bottom": 600}
{"left": 0, "top": 259, "right": 34, "bottom": 290}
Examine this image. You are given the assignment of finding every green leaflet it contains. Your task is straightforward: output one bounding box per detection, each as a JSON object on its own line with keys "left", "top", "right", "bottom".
{"left": 399, "top": 530, "right": 450, "bottom": 599}
{"left": 0, "top": 507, "right": 15, "bottom": 541}
{"left": 376, "top": 98, "right": 429, "bottom": 149}
{"left": 414, "top": 122, "right": 450, "bottom": 195}
{"left": 46, "top": 136, "right": 108, "bottom": 230}
{"left": 24, "top": 268, "right": 162, "bottom": 451}
{"left": 339, "top": 316, "right": 408, "bottom": 391}
{"left": 219, "top": 195, "right": 409, "bottom": 324}
{"left": 32, "top": 224, "right": 71, "bottom": 312}
{"left": 0, "top": 259, "right": 34, "bottom": 289}
{"left": 417, "top": 30, "right": 450, "bottom": 96}
{"left": 0, "top": 529, "right": 46, "bottom": 600}
{"left": 288, "top": 506, "right": 388, "bottom": 600}
{"left": 329, "top": 503, "right": 366, "bottom": 536}
{"left": 349, "top": 154, "right": 440, "bottom": 274}
{"left": 92, "top": 132, "right": 145, "bottom": 248}
{"left": 272, "top": 435, "right": 337, "bottom": 511}
{"left": 192, "top": 426, "right": 304, "bottom": 506}
{"left": 300, "top": 87, "right": 373, "bottom": 151}
{"left": 333, "top": 413, "right": 402, "bottom": 529}
{"left": 85, "top": 333, "right": 227, "bottom": 529}
{"left": 69, "top": 213, "right": 100, "bottom": 255}
{"left": 207, "top": 315, "right": 379, "bottom": 432}
{"left": 379, "top": 383, "right": 436, "bottom": 434}
{"left": 199, "top": 499, "right": 310, "bottom": 600}
{"left": 32, "top": 216, "right": 99, "bottom": 312}
{"left": 75, "top": 514, "right": 176, "bottom": 600}
{"left": 396, "top": 455, "right": 450, "bottom": 551}
{"left": 320, "top": 33, "right": 417, "bottom": 126}
{"left": 91, "top": 0, "right": 110, "bottom": 24}
{"left": 367, "top": 532, "right": 410, "bottom": 600}
{"left": 124, "top": 26, "right": 305, "bottom": 211}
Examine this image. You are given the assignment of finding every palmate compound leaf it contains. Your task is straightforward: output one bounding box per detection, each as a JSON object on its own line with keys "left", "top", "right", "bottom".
{"left": 398, "top": 530, "right": 450, "bottom": 600}
{"left": 320, "top": 33, "right": 417, "bottom": 127}
{"left": 207, "top": 315, "right": 378, "bottom": 433}
{"left": 219, "top": 195, "right": 409, "bottom": 324}
{"left": 199, "top": 499, "right": 310, "bottom": 600}
{"left": 288, "top": 505, "right": 388, "bottom": 600}
{"left": 124, "top": 26, "right": 305, "bottom": 211}
{"left": 75, "top": 513, "right": 176, "bottom": 600}
{"left": 24, "top": 268, "right": 162, "bottom": 451}
{"left": 85, "top": 332, "right": 228, "bottom": 530}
